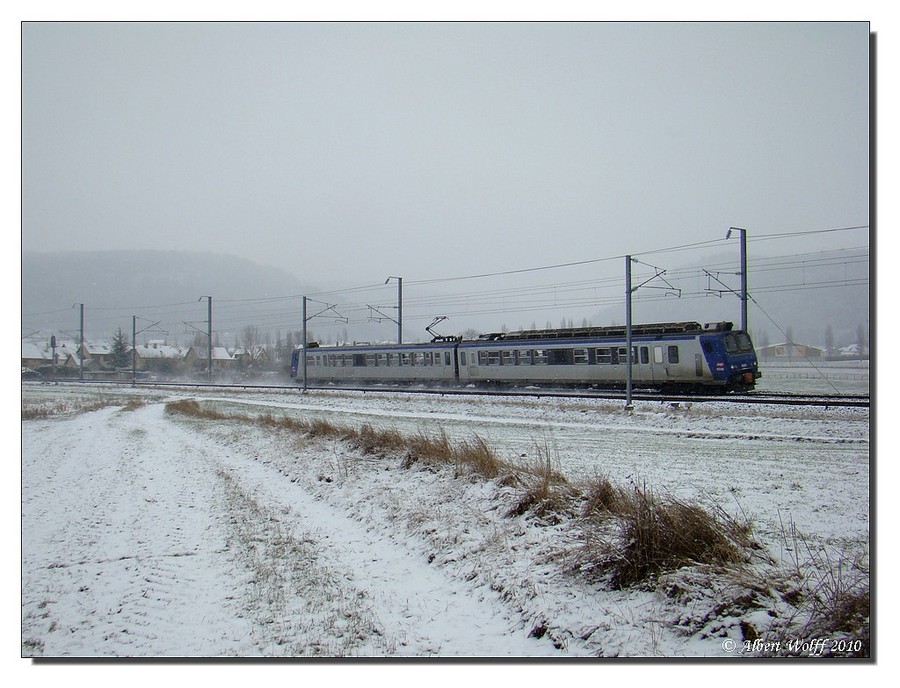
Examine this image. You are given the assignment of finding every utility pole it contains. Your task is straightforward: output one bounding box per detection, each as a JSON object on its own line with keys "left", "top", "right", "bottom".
{"left": 623, "top": 257, "right": 680, "bottom": 411}
{"left": 727, "top": 227, "right": 748, "bottom": 333}
{"left": 300, "top": 298, "right": 347, "bottom": 394}
{"left": 132, "top": 316, "right": 162, "bottom": 387}
{"left": 200, "top": 296, "right": 213, "bottom": 380}
{"left": 386, "top": 276, "right": 402, "bottom": 344}
{"left": 79, "top": 303, "right": 84, "bottom": 381}
{"left": 625, "top": 256, "right": 633, "bottom": 411}
{"left": 302, "top": 296, "right": 308, "bottom": 393}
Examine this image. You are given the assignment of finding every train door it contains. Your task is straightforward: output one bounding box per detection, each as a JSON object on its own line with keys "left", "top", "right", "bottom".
{"left": 651, "top": 345, "right": 664, "bottom": 386}
{"left": 467, "top": 350, "right": 480, "bottom": 379}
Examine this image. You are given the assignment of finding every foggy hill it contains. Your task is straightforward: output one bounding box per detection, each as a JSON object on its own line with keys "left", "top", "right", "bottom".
{"left": 22, "top": 251, "right": 320, "bottom": 342}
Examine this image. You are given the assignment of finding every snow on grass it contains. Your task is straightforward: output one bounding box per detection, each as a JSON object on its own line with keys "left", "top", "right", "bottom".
{"left": 20, "top": 383, "right": 870, "bottom": 658}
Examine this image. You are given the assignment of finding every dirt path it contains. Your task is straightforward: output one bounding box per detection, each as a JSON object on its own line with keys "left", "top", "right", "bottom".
{"left": 22, "top": 402, "right": 558, "bottom": 657}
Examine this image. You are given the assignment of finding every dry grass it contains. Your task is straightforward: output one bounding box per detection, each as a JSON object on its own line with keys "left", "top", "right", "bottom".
{"left": 577, "top": 476, "right": 756, "bottom": 589}
{"left": 167, "top": 398, "right": 763, "bottom": 591}
{"left": 507, "top": 443, "right": 578, "bottom": 522}
{"left": 771, "top": 518, "right": 870, "bottom": 656}
{"left": 166, "top": 399, "right": 506, "bottom": 479}
{"left": 23, "top": 395, "right": 144, "bottom": 419}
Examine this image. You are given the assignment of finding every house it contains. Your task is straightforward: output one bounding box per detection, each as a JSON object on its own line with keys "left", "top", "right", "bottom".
{"left": 756, "top": 342, "right": 824, "bottom": 362}
{"left": 184, "top": 345, "right": 236, "bottom": 372}
{"left": 232, "top": 345, "right": 272, "bottom": 369}
{"left": 80, "top": 341, "right": 115, "bottom": 368}
{"left": 133, "top": 344, "right": 186, "bottom": 372}
{"left": 22, "top": 341, "right": 52, "bottom": 370}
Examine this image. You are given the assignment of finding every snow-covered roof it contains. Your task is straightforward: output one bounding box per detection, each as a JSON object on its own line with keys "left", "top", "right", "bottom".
{"left": 22, "top": 342, "right": 51, "bottom": 361}
{"left": 83, "top": 341, "right": 113, "bottom": 355}
{"left": 212, "top": 346, "right": 234, "bottom": 361}
{"left": 135, "top": 345, "right": 185, "bottom": 359}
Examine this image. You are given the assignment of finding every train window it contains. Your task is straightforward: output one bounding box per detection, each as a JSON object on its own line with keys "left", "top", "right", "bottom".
{"left": 518, "top": 350, "right": 532, "bottom": 365}
{"left": 487, "top": 351, "right": 501, "bottom": 366}
{"left": 667, "top": 345, "right": 679, "bottom": 364}
{"left": 595, "top": 348, "right": 612, "bottom": 364}
{"left": 702, "top": 340, "right": 714, "bottom": 354}
{"left": 502, "top": 351, "right": 515, "bottom": 366}
{"left": 354, "top": 354, "right": 367, "bottom": 367}
{"left": 366, "top": 354, "right": 377, "bottom": 366}
{"left": 377, "top": 353, "right": 388, "bottom": 366}
{"left": 654, "top": 346, "right": 664, "bottom": 364}
{"left": 640, "top": 347, "right": 649, "bottom": 365}
{"left": 549, "top": 349, "right": 574, "bottom": 365}
{"left": 725, "top": 333, "right": 754, "bottom": 353}
{"left": 478, "top": 351, "right": 488, "bottom": 366}
{"left": 616, "top": 347, "right": 630, "bottom": 364}
{"left": 401, "top": 353, "right": 411, "bottom": 366}
{"left": 574, "top": 348, "right": 589, "bottom": 365}
{"left": 445, "top": 351, "right": 451, "bottom": 366}
{"left": 534, "top": 349, "right": 548, "bottom": 365}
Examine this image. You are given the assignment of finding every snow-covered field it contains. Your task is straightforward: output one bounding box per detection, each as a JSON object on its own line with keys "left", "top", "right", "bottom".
{"left": 20, "top": 381, "right": 870, "bottom": 661}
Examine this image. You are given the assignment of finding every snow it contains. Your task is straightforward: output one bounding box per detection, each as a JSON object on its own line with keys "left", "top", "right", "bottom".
{"left": 18, "top": 382, "right": 872, "bottom": 666}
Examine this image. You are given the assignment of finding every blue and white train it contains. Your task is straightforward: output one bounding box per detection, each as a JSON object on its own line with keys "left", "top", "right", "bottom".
{"left": 290, "top": 321, "right": 760, "bottom": 394}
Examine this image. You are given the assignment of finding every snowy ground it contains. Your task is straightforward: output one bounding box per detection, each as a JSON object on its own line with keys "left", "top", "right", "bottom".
{"left": 20, "top": 381, "right": 871, "bottom": 661}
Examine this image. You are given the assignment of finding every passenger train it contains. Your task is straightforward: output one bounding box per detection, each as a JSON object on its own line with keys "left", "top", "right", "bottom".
{"left": 290, "top": 321, "right": 760, "bottom": 394}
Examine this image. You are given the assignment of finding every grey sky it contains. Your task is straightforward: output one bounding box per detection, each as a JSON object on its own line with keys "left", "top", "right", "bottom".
{"left": 22, "top": 22, "right": 869, "bottom": 291}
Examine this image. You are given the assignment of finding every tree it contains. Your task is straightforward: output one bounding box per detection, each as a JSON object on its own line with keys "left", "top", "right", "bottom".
{"left": 111, "top": 328, "right": 130, "bottom": 368}
{"left": 856, "top": 324, "right": 867, "bottom": 356}
{"left": 825, "top": 324, "right": 835, "bottom": 357}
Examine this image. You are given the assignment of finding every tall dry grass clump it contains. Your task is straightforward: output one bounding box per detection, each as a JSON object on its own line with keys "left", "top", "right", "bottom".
{"left": 403, "top": 429, "right": 505, "bottom": 479}
{"left": 579, "top": 477, "right": 755, "bottom": 589}
{"left": 165, "top": 398, "right": 229, "bottom": 420}
{"left": 507, "top": 444, "right": 578, "bottom": 522}
{"left": 166, "top": 399, "right": 506, "bottom": 479}
{"left": 773, "top": 520, "right": 870, "bottom": 656}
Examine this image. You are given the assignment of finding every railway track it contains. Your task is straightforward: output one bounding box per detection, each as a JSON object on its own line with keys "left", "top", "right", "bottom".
{"left": 25, "top": 379, "right": 871, "bottom": 408}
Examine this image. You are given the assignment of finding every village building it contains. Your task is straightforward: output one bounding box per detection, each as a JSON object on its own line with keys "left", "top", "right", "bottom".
{"left": 756, "top": 342, "right": 824, "bottom": 362}
{"left": 184, "top": 345, "right": 236, "bottom": 372}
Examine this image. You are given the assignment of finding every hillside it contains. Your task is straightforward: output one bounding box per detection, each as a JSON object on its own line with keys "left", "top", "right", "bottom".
{"left": 21, "top": 250, "right": 319, "bottom": 343}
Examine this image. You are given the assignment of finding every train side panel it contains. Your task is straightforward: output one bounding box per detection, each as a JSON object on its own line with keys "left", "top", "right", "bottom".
{"left": 296, "top": 342, "right": 458, "bottom": 385}
{"left": 457, "top": 335, "right": 717, "bottom": 389}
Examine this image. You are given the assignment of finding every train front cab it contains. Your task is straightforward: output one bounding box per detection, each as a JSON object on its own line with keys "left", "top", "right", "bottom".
{"left": 700, "top": 328, "right": 760, "bottom": 392}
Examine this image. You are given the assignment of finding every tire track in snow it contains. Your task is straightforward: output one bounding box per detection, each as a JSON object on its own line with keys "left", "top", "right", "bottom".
{"left": 23, "top": 403, "right": 559, "bottom": 656}
{"left": 192, "top": 418, "right": 562, "bottom": 657}
{"left": 22, "top": 405, "right": 259, "bottom": 656}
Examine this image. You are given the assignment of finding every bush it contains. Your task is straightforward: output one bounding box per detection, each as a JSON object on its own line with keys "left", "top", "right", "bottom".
{"left": 579, "top": 477, "right": 754, "bottom": 589}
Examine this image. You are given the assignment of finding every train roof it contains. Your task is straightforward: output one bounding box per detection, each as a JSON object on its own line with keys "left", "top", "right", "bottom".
{"left": 471, "top": 321, "right": 734, "bottom": 342}
{"left": 296, "top": 322, "right": 736, "bottom": 351}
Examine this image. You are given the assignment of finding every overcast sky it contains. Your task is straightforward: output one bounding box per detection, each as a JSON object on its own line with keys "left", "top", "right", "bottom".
{"left": 22, "top": 21, "right": 869, "bottom": 291}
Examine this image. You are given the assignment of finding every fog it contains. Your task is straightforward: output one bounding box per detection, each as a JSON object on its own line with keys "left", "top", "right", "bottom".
{"left": 21, "top": 21, "right": 870, "bottom": 341}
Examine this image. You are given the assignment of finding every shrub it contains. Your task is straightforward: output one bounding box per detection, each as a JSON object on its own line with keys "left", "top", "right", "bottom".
{"left": 507, "top": 445, "right": 576, "bottom": 521}
{"left": 578, "top": 478, "right": 754, "bottom": 589}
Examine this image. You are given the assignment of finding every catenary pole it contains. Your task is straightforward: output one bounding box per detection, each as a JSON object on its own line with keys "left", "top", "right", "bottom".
{"left": 302, "top": 296, "right": 308, "bottom": 393}
{"left": 207, "top": 296, "right": 213, "bottom": 380}
{"left": 79, "top": 303, "right": 84, "bottom": 381}
{"left": 728, "top": 227, "right": 748, "bottom": 333}
{"left": 625, "top": 256, "right": 633, "bottom": 410}
{"left": 385, "top": 276, "right": 403, "bottom": 344}
{"left": 132, "top": 315, "right": 137, "bottom": 386}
